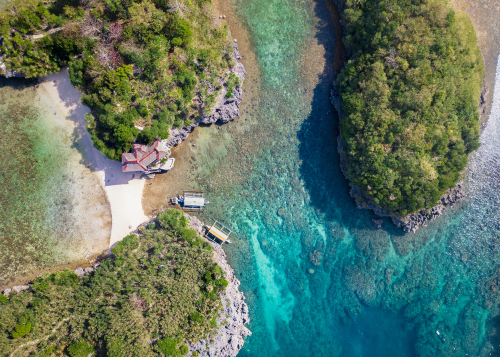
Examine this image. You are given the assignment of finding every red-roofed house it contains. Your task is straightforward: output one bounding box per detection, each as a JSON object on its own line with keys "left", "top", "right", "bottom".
{"left": 121, "top": 140, "right": 169, "bottom": 172}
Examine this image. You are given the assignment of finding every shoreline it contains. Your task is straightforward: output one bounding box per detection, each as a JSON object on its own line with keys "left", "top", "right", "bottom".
{"left": 2, "top": 212, "right": 251, "bottom": 357}
{"left": 187, "top": 214, "right": 251, "bottom": 357}
{"left": 329, "top": 0, "right": 492, "bottom": 233}
{"left": 142, "top": 0, "right": 259, "bottom": 215}
{"left": 451, "top": 0, "right": 500, "bottom": 125}
{"left": 163, "top": 42, "right": 246, "bottom": 149}
{"left": 38, "top": 69, "right": 149, "bottom": 248}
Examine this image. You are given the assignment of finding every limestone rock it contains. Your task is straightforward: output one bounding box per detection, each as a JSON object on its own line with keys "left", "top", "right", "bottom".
{"left": 164, "top": 43, "right": 246, "bottom": 148}
{"left": 186, "top": 214, "right": 251, "bottom": 357}
{"left": 74, "top": 267, "right": 85, "bottom": 277}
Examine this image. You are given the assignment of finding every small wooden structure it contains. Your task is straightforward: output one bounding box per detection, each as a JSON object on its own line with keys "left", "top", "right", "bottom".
{"left": 206, "top": 221, "right": 232, "bottom": 245}
{"left": 181, "top": 191, "right": 208, "bottom": 212}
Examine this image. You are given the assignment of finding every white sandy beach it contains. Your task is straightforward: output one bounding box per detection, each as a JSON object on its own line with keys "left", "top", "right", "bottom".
{"left": 40, "top": 68, "right": 149, "bottom": 248}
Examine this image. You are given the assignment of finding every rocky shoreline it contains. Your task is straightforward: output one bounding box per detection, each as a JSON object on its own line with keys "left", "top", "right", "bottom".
{"left": 2, "top": 213, "right": 251, "bottom": 357}
{"left": 163, "top": 41, "right": 246, "bottom": 149}
{"left": 186, "top": 214, "right": 251, "bottom": 357}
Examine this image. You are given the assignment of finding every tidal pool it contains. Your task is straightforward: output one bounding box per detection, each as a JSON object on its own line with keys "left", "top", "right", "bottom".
{"left": 145, "top": 0, "right": 500, "bottom": 355}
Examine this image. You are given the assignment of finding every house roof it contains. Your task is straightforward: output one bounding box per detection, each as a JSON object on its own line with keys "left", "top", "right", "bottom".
{"left": 121, "top": 140, "right": 169, "bottom": 172}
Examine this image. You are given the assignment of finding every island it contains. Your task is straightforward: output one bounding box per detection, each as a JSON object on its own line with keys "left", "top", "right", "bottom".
{"left": 331, "top": 0, "right": 485, "bottom": 231}
{"left": 0, "top": 209, "right": 250, "bottom": 357}
{"left": 0, "top": 0, "right": 245, "bottom": 160}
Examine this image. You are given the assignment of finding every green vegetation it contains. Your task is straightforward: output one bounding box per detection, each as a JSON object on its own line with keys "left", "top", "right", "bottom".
{"left": 0, "top": 0, "right": 240, "bottom": 160}
{"left": 336, "top": 0, "right": 484, "bottom": 216}
{"left": 67, "top": 340, "right": 94, "bottom": 357}
{"left": 0, "top": 209, "right": 227, "bottom": 356}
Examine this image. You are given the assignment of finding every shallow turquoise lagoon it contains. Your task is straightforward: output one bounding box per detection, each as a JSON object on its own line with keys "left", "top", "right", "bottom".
{"left": 191, "top": 0, "right": 500, "bottom": 356}
{"left": 0, "top": 77, "right": 111, "bottom": 289}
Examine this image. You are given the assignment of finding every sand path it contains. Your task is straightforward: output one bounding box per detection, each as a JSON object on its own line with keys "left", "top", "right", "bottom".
{"left": 40, "top": 68, "right": 148, "bottom": 248}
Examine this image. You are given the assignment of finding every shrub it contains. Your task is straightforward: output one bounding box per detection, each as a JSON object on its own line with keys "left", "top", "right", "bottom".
{"left": 11, "top": 322, "right": 31, "bottom": 338}
{"left": 157, "top": 337, "right": 181, "bottom": 357}
{"left": 190, "top": 311, "right": 203, "bottom": 324}
{"left": 179, "top": 344, "right": 189, "bottom": 355}
{"left": 225, "top": 73, "right": 240, "bottom": 98}
{"left": 158, "top": 209, "right": 189, "bottom": 231}
{"left": 67, "top": 340, "right": 94, "bottom": 357}
{"left": 171, "top": 37, "right": 182, "bottom": 47}
{"left": 106, "top": 339, "right": 127, "bottom": 357}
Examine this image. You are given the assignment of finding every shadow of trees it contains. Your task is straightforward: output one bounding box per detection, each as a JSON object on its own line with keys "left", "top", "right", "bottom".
{"left": 297, "top": 0, "right": 381, "bottom": 233}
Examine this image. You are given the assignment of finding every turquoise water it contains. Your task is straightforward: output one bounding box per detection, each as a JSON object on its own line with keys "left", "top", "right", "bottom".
{"left": 1, "top": 0, "right": 500, "bottom": 354}
{"left": 0, "top": 77, "right": 111, "bottom": 289}
{"left": 186, "top": 0, "right": 500, "bottom": 355}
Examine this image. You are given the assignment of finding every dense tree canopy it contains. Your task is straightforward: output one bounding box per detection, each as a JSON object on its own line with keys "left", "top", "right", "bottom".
{"left": 0, "top": 209, "right": 228, "bottom": 356}
{"left": 1, "top": 0, "right": 240, "bottom": 159}
{"left": 336, "top": 0, "right": 484, "bottom": 216}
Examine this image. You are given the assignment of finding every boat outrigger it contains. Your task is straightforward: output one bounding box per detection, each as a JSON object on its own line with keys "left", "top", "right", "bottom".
{"left": 205, "top": 221, "right": 232, "bottom": 245}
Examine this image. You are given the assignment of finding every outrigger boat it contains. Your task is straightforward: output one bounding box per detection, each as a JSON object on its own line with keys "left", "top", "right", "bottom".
{"left": 178, "top": 191, "right": 209, "bottom": 212}
{"left": 205, "top": 221, "right": 232, "bottom": 245}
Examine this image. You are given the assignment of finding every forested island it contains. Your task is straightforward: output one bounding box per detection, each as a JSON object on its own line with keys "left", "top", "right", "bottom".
{"left": 0, "top": 209, "right": 249, "bottom": 356}
{"left": 0, "top": 0, "right": 242, "bottom": 160}
{"left": 332, "top": 0, "right": 484, "bottom": 225}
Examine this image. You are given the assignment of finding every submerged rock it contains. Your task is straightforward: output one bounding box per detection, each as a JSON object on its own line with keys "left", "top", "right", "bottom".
{"left": 371, "top": 219, "right": 383, "bottom": 229}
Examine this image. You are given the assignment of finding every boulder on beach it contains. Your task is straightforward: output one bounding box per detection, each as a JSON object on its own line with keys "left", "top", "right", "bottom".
{"left": 74, "top": 267, "right": 85, "bottom": 277}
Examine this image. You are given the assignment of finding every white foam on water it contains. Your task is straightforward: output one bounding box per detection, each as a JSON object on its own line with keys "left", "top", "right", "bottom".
{"left": 450, "top": 51, "right": 500, "bottom": 279}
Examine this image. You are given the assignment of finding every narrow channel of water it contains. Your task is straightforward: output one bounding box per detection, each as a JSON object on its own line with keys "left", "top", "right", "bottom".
{"left": 2, "top": 0, "right": 500, "bottom": 354}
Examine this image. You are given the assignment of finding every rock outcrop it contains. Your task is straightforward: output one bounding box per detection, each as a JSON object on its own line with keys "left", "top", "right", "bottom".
{"left": 164, "top": 42, "right": 246, "bottom": 148}
{"left": 0, "top": 38, "right": 24, "bottom": 79}
{"left": 186, "top": 214, "right": 251, "bottom": 357}
{"left": 2, "top": 285, "right": 30, "bottom": 296}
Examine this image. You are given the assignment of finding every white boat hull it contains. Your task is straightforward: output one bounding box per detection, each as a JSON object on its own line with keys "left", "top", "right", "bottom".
{"left": 160, "top": 158, "right": 175, "bottom": 171}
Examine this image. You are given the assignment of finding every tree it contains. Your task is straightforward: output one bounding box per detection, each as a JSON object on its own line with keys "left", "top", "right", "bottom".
{"left": 11, "top": 323, "right": 31, "bottom": 338}
{"left": 67, "top": 340, "right": 94, "bottom": 357}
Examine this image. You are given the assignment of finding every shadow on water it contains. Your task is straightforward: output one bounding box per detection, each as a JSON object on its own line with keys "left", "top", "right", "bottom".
{"left": 297, "top": 0, "right": 405, "bottom": 237}
{"left": 45, "top": 68, "right": 143, "bottom": 186}
{"left": 294, "top": 0, "right": 417, "bottom": 355}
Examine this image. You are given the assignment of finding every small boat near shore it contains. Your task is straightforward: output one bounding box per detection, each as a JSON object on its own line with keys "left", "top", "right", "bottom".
{"left": 178, "top": 190, "right": 209, "bottom": 212}
{"left": 159, "top": 158, "right": 175, "bottom": 171}
{"left": 205, "top": 221, "right": 232, "bottom": 245}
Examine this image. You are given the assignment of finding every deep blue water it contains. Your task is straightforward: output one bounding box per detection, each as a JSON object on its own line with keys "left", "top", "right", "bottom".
{"left": 190, "top": 0, "right": 500, "bottom": 356}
